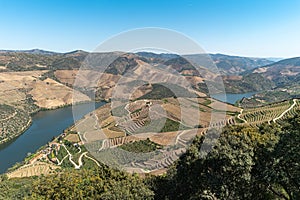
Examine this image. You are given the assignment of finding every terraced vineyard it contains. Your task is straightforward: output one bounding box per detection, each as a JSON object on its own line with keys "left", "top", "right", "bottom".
{"left": 238, "top": 99, "right": 300, "bottom": 126}
{"left": 71, "top": 97, "right": 240, "bottom": 173}
{"left": 67, "top": 97, "right": 300, "bottom": 174}
{"left": 6, "top": 162, "right": 59, "bottom": 178}
{"left": 274, "top": 99, "right": 300, "bottom": 124}
{"left": 9, "top": 96, "right": 300, "bottom": 176}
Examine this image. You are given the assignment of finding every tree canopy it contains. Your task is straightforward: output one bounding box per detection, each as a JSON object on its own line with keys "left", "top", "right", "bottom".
{"left": 1, "top": 115, "right": 299, "bottom": 199}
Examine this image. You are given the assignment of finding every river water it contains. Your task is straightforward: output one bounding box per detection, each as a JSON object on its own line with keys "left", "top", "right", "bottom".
{"left": 0, "top": 93, "right": 257, "bottom": 173}
{"left": 0, "top": 101, "right": 106, "bottom": 174}
{"left": 211, "top": 92, "right": 257, "bottom": 104}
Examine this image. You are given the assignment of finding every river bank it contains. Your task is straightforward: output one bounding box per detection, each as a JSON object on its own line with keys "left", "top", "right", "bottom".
{"left": 0, "top": 99, "right": 109, "bottom": 146}
{"left": 0, "top": 119, "right": 32, "bottom": 145}
{"left": 211, "top": 92, "right": 258, "bottom": 105}
{"left": 0, "top": 101, "right": 106, "bottom": 173}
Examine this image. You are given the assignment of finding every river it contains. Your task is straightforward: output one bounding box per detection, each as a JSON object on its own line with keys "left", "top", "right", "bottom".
{"left": 211, "top": 92, "right": 257, "bottom": 104}
{"left": 0, "top": 93, "right": 256, "bottom": 173}
{"left": 0, "top": 101, "right": 106, "bottom": 174}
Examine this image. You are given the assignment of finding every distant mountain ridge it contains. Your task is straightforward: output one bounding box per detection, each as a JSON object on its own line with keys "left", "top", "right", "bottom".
{"left": 0, "top": 49, "right": 275, "bottom": 75}
{"left": 0, "top": 49, "right": 60, "bottom": 55}
{"left": 251, "top": 57, "right": 300, "bottom": 86}
{"left": 1, "top": 49, "right": 299, "bottom": 106}
{"left": 185, "top": 53, "right": 274, "bottom": 75}
{"left": 234, "top": 56, "right": 300, "bottom": 106}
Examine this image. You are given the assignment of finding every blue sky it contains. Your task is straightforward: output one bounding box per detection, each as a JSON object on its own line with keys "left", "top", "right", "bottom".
{"left": 0, "top": 0, "right": 300, "bottom": 57}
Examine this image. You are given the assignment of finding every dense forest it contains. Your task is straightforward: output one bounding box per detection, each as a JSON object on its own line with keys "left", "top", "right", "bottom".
{"left": 0, "top": 115, "right": 299, "bottom": 200}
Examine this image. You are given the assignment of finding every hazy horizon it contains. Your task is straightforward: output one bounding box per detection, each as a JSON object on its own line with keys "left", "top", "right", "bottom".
{"left": 0, "top": 48, "right": 288, "bottom": 60}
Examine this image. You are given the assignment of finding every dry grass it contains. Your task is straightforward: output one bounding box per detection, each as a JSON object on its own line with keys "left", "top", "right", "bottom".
{"left": 0, "top": 71, "right": 47, "bottom": 106}
{"left": 222, "top": 75, "right": 243, "bottom": 81}
{"left": 148, "top": 131, "right": 178, "bottom": 146}
{"left": 148, "top": 168, "right": 167, "bottom": 176}
{"left": 0, "top": 71, "right": 90, "bottom": 109}
{"left": 55, "top": 70, "right": 124, "bottom": 100}
{"left": 209, "top": 98, "right": 241, "bottom": 112}
{"left": 73, "top": 97, "right": 239, "bottom": 147}
{"left": 84, "top": 130, "right": 107, "bottom": 142}
{"left": 29, "top": 78, "right": 90, "bottom": 109}
{"left": 65, "top": 133, "right": 80, "bottom": 143}
{"left": 7, "top": 162, "right": 59, "bottom": 178}
{"left": 55, "top": 70, "right": 121, "bottom": 88}
{"left": 54, "top": 68, "right": 209, "bottom": 101}
{"left": 105, "top": 128, "right": 125, "bottom": 138}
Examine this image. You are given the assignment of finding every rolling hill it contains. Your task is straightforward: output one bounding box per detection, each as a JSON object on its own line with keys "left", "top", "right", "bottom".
{"left": 0, "top": 50, "right": 299, "bottom": 200}
{"left": 0, "top": 49, "right": 299, "bottom": 108}
{"left": 236, "top": 57, "right": 300, "bottom": 106}
{"left": 252, "top": 57, "right": 300, "bottom": 86}
{"left": 184, "top": 53, "right": 274, "bottom": 75}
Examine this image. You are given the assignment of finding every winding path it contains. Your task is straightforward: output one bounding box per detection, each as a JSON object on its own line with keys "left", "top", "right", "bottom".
{"left": 237, "top": 109, "right": 247, "bottom": 123}
{"left": 78, "top": 152, "right": 87, "bottom": 167}
{"left": 57, "top": 154, "right": 69, "bottom": 166}
{"left": 84, "top": 154, "right": 101, "bottom": 167}
{"left": 98, "top": 139, "right": 108, "bottom": 152}
{"left": 61, "top": 144, "right": 79, "bottom": 169}
{"left": 61, "top": 144, "right": 86, "bottom": 169}
{"left": 273, "top": 99, "right": 297, "bottom": 123}
{"left": 175, "top": 130, "right": 190, "bottom": 145}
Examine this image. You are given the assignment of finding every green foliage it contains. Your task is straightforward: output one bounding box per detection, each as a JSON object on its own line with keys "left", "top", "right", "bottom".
{"left": 80, "top": 155, "right": 100, "bottom": 170}
{"left": 0, "top": 104, "right": 31, "bottom": 144}
{"left": 163, "top": 56, "right": 197, "bottom": 73}
{"left": 104, "top": 56, "right": 138, "bottom": 75}
{"left": 224, "top": 73, "right": 275, "bottom": 93}
{"left": 119, "top": 138, "right": 162, "bottom": 153}
{"left": 111, "top": 104, "right": 127, "bottom": 117}
{"left": 0, "top": 177, "right": 34, "bottom": 199}
{"left": 150, "top": 116, "right": 299, "bottom": 200}
{"left": 262, "top": 115, "right": 300, "bottom": 199}
{"left": 1, "top": 114, "right": 299, "bottom": 200}
{"left": 138, "top": 83, "right": 196, "bottom": 100}
{"left": 63, "top": 140, "right": 79, "bottom": 154}
{"left": 131, "top": 108, "right": 142, "bottom": 114}
{"left": 133, "top": 118, "right": 190, "bottom": 134}
{"left": 239, "top": 90, "right": 294, "bottom": 107}
{"left": 202, "top": 99, "right": 212, "bottom": 106}
{"left": 160, "top": 118, "right": 189, "bottom": 132}
{"left": 56, "top": 145, "right": 68, "bottom": 161}
{"left": 0, "top": 51, "right": 86, "bottom": 72}
{"left": 30, "top": 168, "right": 154, "bottom": 200}
{"left": 1, "top": 166, "right": 154, "bottom": 199}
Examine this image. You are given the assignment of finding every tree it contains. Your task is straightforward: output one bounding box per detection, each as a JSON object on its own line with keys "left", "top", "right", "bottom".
{"left": 30, "top": 168, "right": 154, "bottom": 200}
{"left": 263, "top": 115, "right": 300, "bottom": 199}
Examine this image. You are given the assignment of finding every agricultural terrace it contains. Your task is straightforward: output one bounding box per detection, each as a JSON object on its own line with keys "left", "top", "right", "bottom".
{"left": 237, "top": 99, "right": 300, "bottom": 126}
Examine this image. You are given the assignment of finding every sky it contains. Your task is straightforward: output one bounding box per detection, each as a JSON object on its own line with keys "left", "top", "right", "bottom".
{"left": 0, "top": 0, "right": 300, "bottom": 58}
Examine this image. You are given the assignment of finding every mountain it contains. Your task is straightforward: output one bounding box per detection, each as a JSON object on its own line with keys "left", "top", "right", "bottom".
{"left": 0, "top": 49, "right": 274, "bottom": 75}
{"left": 222, "top": 73, "right": 275, "bottom": 93}
{"left": 266, "top": 57, "right": 284, "bottom": 62}
{"left": 235, "top": 57, "right": 300, "bottom": 107}
{"left": 105, "top": 53, "right": 139, "bottom": 75}
{"left": 184, "top": 53, "right": 274, "bottom": 75}
{"left": 252, "top": 57, "right": 300, "bottom": 86}
{"left": 136, "top": 52, "right": 179, "bottom": 60}
{"left": 0, "top": 50, "right": 89, "bottom": 71}
{"left": 1, "top": 49, "right": 298, "bottom": 104}
{"left": 0, "top": 49, "right": 59, "bottom": 55}
{"left": 127, "top": 52, "right": 275, "bottom": 76}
